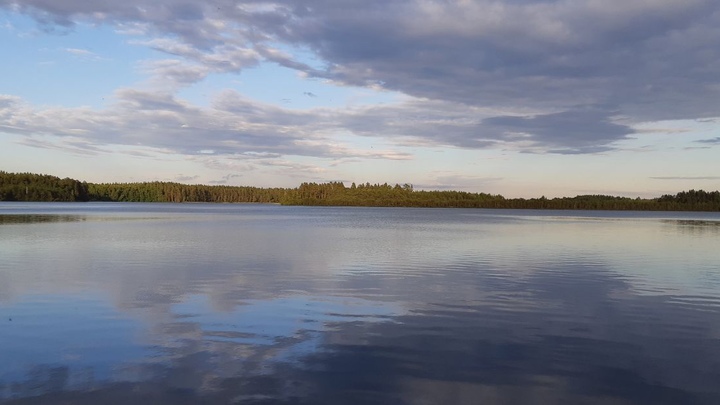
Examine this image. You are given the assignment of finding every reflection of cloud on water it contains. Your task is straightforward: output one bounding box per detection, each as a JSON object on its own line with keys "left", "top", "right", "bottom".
{"left": 171, "top": 295, "right": 401, "bottom": 343}
{"left": 2, "top": 206, "right": 720, "bottom": 403}
{"left": 150, "top": 294, "right": 403, "bottom": 365}
{"left": 2, "top": 205, "right": 718, "bottom": 309}
{"left": 2, "top": 258, "right": 720, "bottom": 404}
{"left": 0, "top": 271, "right": 15, "bottom": 304}
{"left": 0, "top": 293, "right": 403, "bottom": 403}
{"left": 288, "top": 262, "right": 720, "bottom": 405}
{"left": 0, "top": 295, "right": 150, "bottom": 398}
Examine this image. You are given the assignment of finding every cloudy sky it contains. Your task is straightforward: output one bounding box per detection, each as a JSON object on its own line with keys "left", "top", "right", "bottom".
{"left": 1, "top": 0, "right": 719, "bottom": 197}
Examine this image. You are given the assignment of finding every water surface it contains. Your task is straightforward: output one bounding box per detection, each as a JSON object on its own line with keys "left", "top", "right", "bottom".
{"left": 1, "top": 203, "right": 719, "bottom": 404}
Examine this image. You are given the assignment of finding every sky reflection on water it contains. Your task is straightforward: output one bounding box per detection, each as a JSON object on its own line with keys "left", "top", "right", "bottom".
{"left": 1, "top": 204, "right": 719, "bottom": 404}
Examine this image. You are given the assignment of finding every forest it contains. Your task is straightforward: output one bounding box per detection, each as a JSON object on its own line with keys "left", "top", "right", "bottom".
{"left": 1, "top": 170, "right": 719, "bottom": 211}
{"left": 0, "top": 171, "right": 89, "bottom": 202}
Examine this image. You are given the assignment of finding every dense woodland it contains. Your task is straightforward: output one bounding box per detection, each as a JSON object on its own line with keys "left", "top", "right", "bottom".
{"left": 2, "top": 171, "right": 719, "bottom": 211}
{"left": 0, "top": 172, "right": 89, "bottom": 202}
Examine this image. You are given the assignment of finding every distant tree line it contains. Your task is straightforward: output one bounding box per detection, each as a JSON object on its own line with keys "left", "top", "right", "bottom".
{"left": 87, "top": 182, "right": 289, "bottom": 203}
{"left": 283, "top": 182, "right": 720, "bottom": 211}
{"left": 0, "top": 171, "right": 89, "bottom": 202}
{"left": 283, "top": 181, "right": 503, "bottom": 208}
{"left": 1, "top": 171, "right": 719, "bottom": 211}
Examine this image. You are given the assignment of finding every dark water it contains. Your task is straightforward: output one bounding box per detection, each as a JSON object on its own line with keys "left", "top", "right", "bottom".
{"left": 1, "top": 202, "right": 720, "bottom": 404}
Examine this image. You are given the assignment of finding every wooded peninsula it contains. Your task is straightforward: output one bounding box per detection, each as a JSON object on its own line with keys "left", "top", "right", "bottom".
{"left": 1, "top": 171, "right": 719, "bottom": 211}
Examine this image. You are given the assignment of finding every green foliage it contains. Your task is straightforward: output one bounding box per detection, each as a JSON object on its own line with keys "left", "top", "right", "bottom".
{"left": 656, "top": 190, "right": 720, "bottom": 210}
{"left": 280, "top": 182, "right": 503, "bottom": 207}
{"left": 87, "top": 182, "right": 289, "bottom": 203}
{"left": 0, "top": 171, "right": 89, "bottom": 202}
{"left": 279, "top": 182, "right": 720, "bottom": 211}
{"left": 2, "top": 170, "right": 719, "bottom": 211}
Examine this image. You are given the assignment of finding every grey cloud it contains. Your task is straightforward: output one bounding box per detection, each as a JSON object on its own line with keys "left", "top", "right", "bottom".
{"left": 482, "top": 108, "right": 633, "bottom": 154}
{"left": 174, "top": 174, "right": 199, "bottom": 182}
{"left": 696, "top": 137, "right": 720, "bottom": 145}
{"left": 140, "top": 59, "right": 210, "bottom": 88}
{"left": 16, "top": 137, "right": 110, "bottom": 156}
{"left": 0, "top": 95, "right": 22, "bottom": 123}
{"left": 274, "top": 0, "right": 720, "bottom": 150}
{"left": 140, "top": 38, "right": 261, "bottom": 73}
{"left": 0, "top": 94, "right": 21, "bottom": 108}
{"left": 0, "top": 90, "right": 415, "bottom": 161}
{"left": 1, "top": 88, "right": 630, "bottom": 157}
{"left": 336, "top": 100, "right": 632, "bottom": 152}
{"left": 255, "top": 44, "right": 326, "bottom": 76}
{"left": 268, "top": 1, "right": 720, "bottom": 107}
{"left": 207, "top": 173, "right": 241, "bottom": 184}
{"left": 114, "top": 88, "right": 190, "bottom": 112}
{"left": 3, "top": 0, "right": 720, "bottom": 153}
{"left": 337, "top": 99, "right": 503, "bottom": 149}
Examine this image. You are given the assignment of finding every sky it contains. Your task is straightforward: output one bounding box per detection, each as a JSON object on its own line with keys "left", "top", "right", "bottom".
{"left": 1, "top": 0, "right": 719, "bottom": 198}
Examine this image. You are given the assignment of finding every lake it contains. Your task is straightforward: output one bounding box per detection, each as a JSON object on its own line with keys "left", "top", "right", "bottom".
{"left": 1, "top": 202, "right": 719, "bottom": 404}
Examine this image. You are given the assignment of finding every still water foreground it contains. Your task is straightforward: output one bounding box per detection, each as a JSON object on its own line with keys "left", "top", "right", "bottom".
{"left": 1, "top": 203, "right": 719, "bottom": 404}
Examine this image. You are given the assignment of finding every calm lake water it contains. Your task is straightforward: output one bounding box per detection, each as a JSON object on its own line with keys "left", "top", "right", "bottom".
{"left": 1, "top": 202, "right": 720, "bottom": 404}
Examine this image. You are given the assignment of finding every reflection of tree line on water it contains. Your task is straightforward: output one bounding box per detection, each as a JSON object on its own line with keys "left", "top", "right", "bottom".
{"left": 0, "top": 214, "right": 85, "bottom": 225}
{"left": 2, "top": 171, "right": 720, "bottom": 211}
{"left": 661, "top": 219, "right": 720, "bottom": 235}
